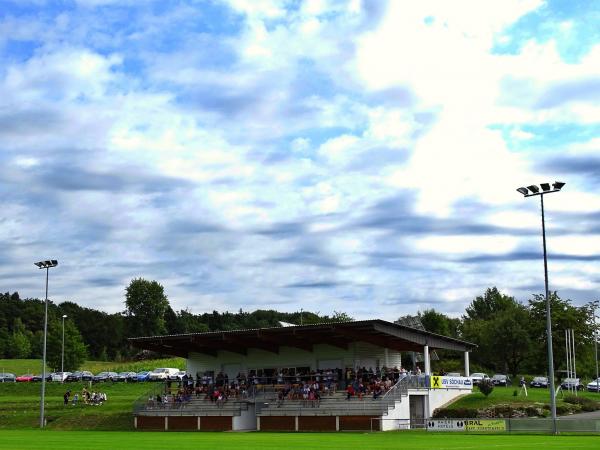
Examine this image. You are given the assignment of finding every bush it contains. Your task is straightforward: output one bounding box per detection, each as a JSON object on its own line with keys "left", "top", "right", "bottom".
{"left": 432, "top": 408, "right": 479, "bottom": 418}
{"left": 478, "top": 379, "right": 494, "bottom": 397}
{"left": 563, "top": 395, "right": 600, "bottom": 412}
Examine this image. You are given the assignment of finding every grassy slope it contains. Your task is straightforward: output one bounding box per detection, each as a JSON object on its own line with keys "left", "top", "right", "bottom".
{"left": 0, "top": 380, "right": 159, "bottom": 430}
{"left": 446, "top": 385, "right": 600, "bottom": 410}
{"left": 0, "top": 358, "right": 185, "bottom": 375}
{"left": 0, "top": 360, "right": 49, "bottom": 375}
{"left": 0, "top": 430, "right": 599, "bottom": 450}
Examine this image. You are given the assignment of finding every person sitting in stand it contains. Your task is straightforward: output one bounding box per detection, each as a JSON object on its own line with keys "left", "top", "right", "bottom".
{"left": 346, "top": 383, "right": 355, "bottom": 400}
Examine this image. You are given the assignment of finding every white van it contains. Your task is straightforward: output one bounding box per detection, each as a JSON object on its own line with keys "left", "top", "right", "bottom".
{"left": 148, "top": 368, "right": 180, "bottom": 381}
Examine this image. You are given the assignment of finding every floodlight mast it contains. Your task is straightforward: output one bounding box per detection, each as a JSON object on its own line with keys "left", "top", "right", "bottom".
{"left": 35, "top": 259, "right": 58, "bottom": 428}
{"left": 516, "top": 182, "right": 564, "bottom": 435}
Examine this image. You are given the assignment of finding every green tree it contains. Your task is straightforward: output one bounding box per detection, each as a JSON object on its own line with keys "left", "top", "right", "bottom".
{"left": 418, "top": 309, "right": 460, "bottom": 338}
{"left": 125, "top": 278, "right": 170, "bottom": 337}
{"left": 46, "top": 319, "right": 87, "bottom": 371}
{"left": 463, "top": 287, "right": 529, "bottom": 374}
{"left": 527, "top": 292, "right": 596, "bottom": 377}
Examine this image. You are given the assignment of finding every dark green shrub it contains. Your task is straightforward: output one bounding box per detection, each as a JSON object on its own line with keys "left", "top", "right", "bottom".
{"left": 432, "top": 408, "right": 478, "bottom": 418}
{"left": 478, "top": 379, "right": 494, "bottom": 397}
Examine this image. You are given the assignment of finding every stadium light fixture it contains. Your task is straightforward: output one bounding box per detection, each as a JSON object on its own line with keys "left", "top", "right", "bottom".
{"left": 34, "top": 259, "right": 58, "bottom": 428}
{"left": 516, "top": 182, "right": 565, "bottom": 434}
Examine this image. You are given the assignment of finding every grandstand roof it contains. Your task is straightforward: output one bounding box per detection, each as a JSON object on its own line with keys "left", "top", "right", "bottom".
{"left": 129, "top": 319, "right": 476, "bottom": 358}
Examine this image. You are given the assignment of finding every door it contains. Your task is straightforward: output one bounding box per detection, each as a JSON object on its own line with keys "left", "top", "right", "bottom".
{"left": 409, "top": 395, "right": 425, "bottom": 428}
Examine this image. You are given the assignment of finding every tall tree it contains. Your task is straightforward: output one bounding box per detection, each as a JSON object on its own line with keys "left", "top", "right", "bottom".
{"left": 46, "top": 318, "right": 88, "bottom": 371}
{"left": 527, "top": 292, "right": 596, "bottom": 376}
{"left": 124, "top": 278, "right": 170, "bottom": 337}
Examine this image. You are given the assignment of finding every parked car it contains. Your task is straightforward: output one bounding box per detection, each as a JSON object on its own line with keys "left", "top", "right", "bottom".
{"left": 135, "top": 371, "right": 151, "bottom": 382}
{"left": 561, "top": 378, "right": 584, "bottom": 391}
{"left": 530, "top": 376, "right": 548, "bottom": 388}
{"left": 0, "top": 373, "right": 16, "bottom": 382}
{"left": 65, "top": 371, "right": 94, "bottom": 382}
{"left": 93, "top": 371, "right": 118, "bottom": 382}
{"left": 16, "top": 374, "right": 35, "bottom": 382}
{"left": 66, "top": 371, "right": 83, "bottom": 382}
{"left": 470, "top": 372, "right": 489, "bottom": 386}
{"left": 587, "top": 378, "right": 600, "bottom": 392}
{"left": 491, "top": 374, "right": 511, "bottom": 386}
{"left": 115, "top": 371, "right": 137, "bottom": 382}
{"left": 445, "top": 372, "right": 461, "bottom": 377}
{"left": 148, "top": 368, "right": 180, "bottom": 381}
{"left": 51, "top": 372, "right": 72, "bottom": 382}
{"left": 168, "top": 370, "right": 187, "bottom": 381}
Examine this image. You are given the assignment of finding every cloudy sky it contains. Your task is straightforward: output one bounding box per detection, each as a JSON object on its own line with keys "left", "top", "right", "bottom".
{"left": 1, "top": 0, "right": 599, "bottom": 319}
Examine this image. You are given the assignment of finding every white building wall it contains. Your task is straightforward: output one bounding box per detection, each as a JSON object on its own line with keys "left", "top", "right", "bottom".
{"left": 232, "top": 404, "right": 256, "bottom": 431}
{"left": 380, "top": 387, "right": 471, "bottom": 431}
{"left": 187, "top": 341, "right": 403, "bottom": 375}
{"left": 427, "top": 388, "right": 471, "bottom": 414}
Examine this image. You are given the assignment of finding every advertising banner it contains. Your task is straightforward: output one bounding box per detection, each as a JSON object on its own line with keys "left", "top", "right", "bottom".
{"left": 427, "top": 419, "right": 466, "bottom": 431}
{"left": 430, "top": 376, "right": 473, "bottom": 389}
{"left": 464, "top": 419, "right": 506, "bottom": 432}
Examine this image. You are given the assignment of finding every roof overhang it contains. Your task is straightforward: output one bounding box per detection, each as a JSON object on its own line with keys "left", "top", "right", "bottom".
{"left": 129, "top": 319, "right": 476, "bottom": 358}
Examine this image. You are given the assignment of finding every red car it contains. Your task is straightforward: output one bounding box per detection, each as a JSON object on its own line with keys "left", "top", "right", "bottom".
{"left": 16, "top": 374, "right": 35, "bottom": 382}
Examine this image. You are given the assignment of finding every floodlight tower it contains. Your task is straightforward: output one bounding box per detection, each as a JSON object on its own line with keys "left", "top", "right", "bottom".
{"left": 516, "top": 182, "right": 564, "bottom": 434}
{"left": 34, "top": 259, "right": 58, "bottom": 428}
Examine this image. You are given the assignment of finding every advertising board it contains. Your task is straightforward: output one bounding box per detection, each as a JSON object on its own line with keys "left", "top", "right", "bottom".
{"left": 427, "top": 419, "right": 466, "bottom": 431}
{"left": 430, "top": 376, "right": 473, "bottom": 389}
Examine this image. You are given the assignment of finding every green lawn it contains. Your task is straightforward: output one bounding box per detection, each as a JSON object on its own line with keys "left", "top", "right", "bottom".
{"left": 0, "top": 359, "right": 49, "bottom": 375}
{"left": 448, "top": 385, "right": 600, "bottom": 410}
{"left": 0, "top": 358, "right": 185, "bottom": 376}
{"left": 0, "top": 380, "right": 156, "bottom": 430}
{"left": 0, "top": 430, "right": 599, "bottom": 450}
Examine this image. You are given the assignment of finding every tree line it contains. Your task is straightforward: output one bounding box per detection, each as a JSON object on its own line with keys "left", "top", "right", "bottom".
{"left": 0, "top": 278, "right": 352, "bottom": 370}
{"left": 414, "top": 287, "right": 598, "bottom": 378}
{"left": 1, "top": 281, "right": 597, "bottom": 378}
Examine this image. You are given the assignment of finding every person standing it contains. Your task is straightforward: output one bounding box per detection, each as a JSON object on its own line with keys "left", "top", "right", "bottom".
{"left": 63, "top": 390, "right": 71, "bottom": 406}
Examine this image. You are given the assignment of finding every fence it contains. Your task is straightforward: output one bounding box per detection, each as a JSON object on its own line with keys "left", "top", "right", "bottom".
{"left": 420, "top": 418, "right": 600, "bottom": 434}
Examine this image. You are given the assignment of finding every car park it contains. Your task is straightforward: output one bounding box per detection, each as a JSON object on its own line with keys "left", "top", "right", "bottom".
{"left": 470, "top": 372, "right": 489, "bottom": 386}
{"left": 530, "top": 376, "right": 548, "bottom": 388}
{"left": 491, "top": 374, "right": 511, "bottom": 386}
{"left": 51, "top": 372, "right": 72, "bottom": 382}
{"left": 168, "top": 370, "right": 187, "bottom": 381}
{"left": 0, "top": 373, "right": 16, "bottom": 382}
{"left": 16, "top": 374, "right": 35, "bottom": 382}
{"left": 65, "top": 371, "right": 94, "bottom": 382}
{"left": 148, "top": 368, "right": 180, "bottom": 381}
{"left": 136, "top": 371, "right": 151, "bottom": 382}
{"left": 561, "top": 377, "right": 584, "bottom": 391}
{"left": 93, "top": 371, "right": 118, "bottom": 382}
{"left": 587, "top": 378, "right": 600, "bottom": 392}
{"left": 115, "top": 371, "right": 137, "bottom": 382}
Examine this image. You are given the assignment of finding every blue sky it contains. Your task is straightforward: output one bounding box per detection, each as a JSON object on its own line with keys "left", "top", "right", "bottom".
{"left": 1, "top": 0, "right": 599, "bottom": 318}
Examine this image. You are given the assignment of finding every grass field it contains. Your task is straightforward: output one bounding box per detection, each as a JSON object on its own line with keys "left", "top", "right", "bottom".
{"left": 0, "top": 380, "right": 154, "bottom": 430}
{"left": 0, "top": 358, "right": 185, "bottom": 375}
{"left": 449, "top": 385, "right": 600, "bottom": 410}
{"left": 0, "top": 430, "right": 599, "bottom": 450}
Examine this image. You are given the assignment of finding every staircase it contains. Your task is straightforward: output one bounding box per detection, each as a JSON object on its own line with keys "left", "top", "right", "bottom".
{"left": 135, "top": 396, "right": 251, "bottom": 417}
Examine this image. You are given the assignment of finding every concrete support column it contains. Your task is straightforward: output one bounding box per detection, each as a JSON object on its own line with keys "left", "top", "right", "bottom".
{"left": 424, "top": 345, "right": 430, "bottom": 375}
{"left": 464, "top": 351, "right": 470, "bottom": 377}
{"left": 295, "top": 416, "right": 299, "bottom": 431}
{"left": 336, "top": 416, "right": 340, "bottom": 431}
{"left": 134, "top": 416, "right": 137, "bottom": 429}
{"left": 165, "top": 416, "right": 168, "bottom": 431}
{"left": 256, "top": 416, "right": 260, "bottom": 431}
{"left": 197, "top": 416, "right": 201, "bottom": 430}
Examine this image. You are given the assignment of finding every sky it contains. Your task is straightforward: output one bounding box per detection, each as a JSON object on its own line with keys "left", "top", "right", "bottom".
{"left": 1, "top": 0, "right": 599, "bottom": 319}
